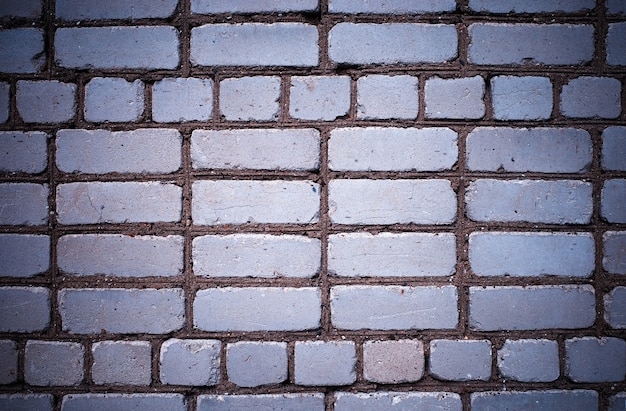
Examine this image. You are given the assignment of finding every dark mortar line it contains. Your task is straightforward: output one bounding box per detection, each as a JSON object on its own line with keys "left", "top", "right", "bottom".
{"left": 181, "top": 129, "right": 195, "bottom": 336}
{"left": 319, "top": 126, "right": 331, "bottom": 337}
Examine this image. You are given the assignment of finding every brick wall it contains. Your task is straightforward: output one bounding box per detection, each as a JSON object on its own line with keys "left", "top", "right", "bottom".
{"left": 0, "top": 0, "right": 625, "bottom": 409}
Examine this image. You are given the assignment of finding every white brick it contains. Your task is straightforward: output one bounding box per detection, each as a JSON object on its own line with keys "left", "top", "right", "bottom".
{"left": 425, "top": 76, "right": 485, "bottom": 119}
{"left": 0, "top": 131, "right": 48, "bottom": 173}
{"left": 220, "top": 76, "right": 280, "bottom": 121}
{"left": 16, "top": 81, "right": 76, "bottom": 123}
{"left": 0, "top": 234, "right": 49, "bottom": 277}
{"left": 84, "top": 77, "right": 144, "bottom": 123}
{"left": 0, "top": 183, "right": 48, "bottom": 226}
{"left": 356, "top": 75, "right": 418, "bottom": 120}
{"left": 152, "top": 78, "right": 213, "bottom": 122}
{"left": 290, "top": 76, "right": 350, "bottom": 121}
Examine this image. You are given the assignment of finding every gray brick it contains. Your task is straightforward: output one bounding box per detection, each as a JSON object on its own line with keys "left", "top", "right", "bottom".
{"left": 227, "top": 341, "right": 287, "bottom": 387}
{"left": 329, "top": 127, "right": 457, "bottom": 172}
{"left": 295, "top": 340, "right": 356, "bottom": 386}
{"left": 610, "top": 393, "right": 626, "bottom": 411}
{"left": 566, "top": 337, "right": 626, "bottom": 382}
{"left": 469, "top": 285, "right": 595, "bottom": 331}
{"left": 0, "top": 183, "right": 48, "bottom": 225}
{"left": 469, "top": 232, "right": 594, "bottom": 277}
{"left": 0, "top": 0, "right": 41, "bottom": 17}
{"left": 0, "top": 340, "right": 18, "bottom": 384}
{"left": 0, "top": 131, "right": 48, "bottom": 173}
{"left": 608, "top": 0, "right": 626, "bottom": 14}
{"left": 331, "top": 285, "right": 458, "bottom": 330}
{"left": 193, "top": 234, "right": 320, "bottom": 278}
{"left": 56, "top": 182, "right": 181, "bottom": 224}
{"left": 192, "top": 180, "right": 319, "bottom": 225}
{"left": 356, "top": 75, "right": 418, "bottom": 120}
{"left": 152, "top": 78, "right": 213, "bottom": 122}
{"left": 363, "top": 340, "right": 424, "bottom": 383}
{"left": 220, "top": 76, "right": 280, "bottom": 121}
{"left": 466, "top": 127, "right": 591, "bottom": 172}
{"left": 602, "top": 179, "right": 626, "bottom": 223}
{"left": 425, "top": 76, "right": 485, "bottom": 119}
{"left": 56, "top": 129, "right": 181, "bottom": 174}
{"left": 192, "top": 0, "right": 318, "bottom": 14}
{"left": 25, "top": 341, "right": 84, "bottom": 386}
{"left": 191, "top": 128, "right": 320, "bottom": 171}
{"left": 328, "top": 232, "right": 456, "bottom": 277}
{"left": 16, "top": 80, "right": 76, "bottom": 123}
{"left": 56, "top": 0, "right": 177, "bottom": 20}
{"left": 0, "top": 234, "right": 49, "bottom": 278}
{"left": 84, "top": 78, "right": 144, "bottom": 123}
{"left": 58, "top": 288, "right": 184, "bottom": 334}
{"left": 608, "top": 23, "right": 626, "bottom": 66}
{"left": 194, "top": 287, "right": 321, "bottom": 331}
{"left": 429, "top": 339, "right": 491, "bottom": 381}
{"left": 469, "top": 24, "right": 594, "bottom": 65}
{"left": 604, "top": 232, "right": 626, "bottom": 275}
{"left": 58, "top": 234, "right": 182, "bottom": 277}
{"left": 0, "top": 286, "right": 49, "bottom": 332}
{"left": 490, "top": 76, "right": 552, "bottom": 120}
{"left": 605, "top": 287, "right": 626, "bottom": 329}
{"left": 329, "top": 179, "right": 456, "bottom": 225}
{"left": 55, "top": 27, "right": 179, "bottom": 69}
{"left": 497, "top": 339, "right": 559, "bottom": 382}
{"left": 0, "top": 82, "right": 8, "bottom": 123}
{"left": 602, "top": 126, "right": 626, "bottom": 171}
{"left": 191, "top": 23, "right": 318, "bottom": 67}
{"left": 471, "top": 390, "right": 598, "bottom": 411}
{"left": 329, "top": 0, "right": 455, "bottom": 13}
{"left": 0, "top": 29, "right": 44, "bottom": 73}
{"left": 469, "top": 0, "right": 595, "bottom": 12}
{"left": 61, "top": 394, "right": 186, "bottom": 411}
{"left": 466, "top": 179, "right": 593, "bottom": 224}
{"left": 561, "top": 76, "right": 622, "bottom": 119}
{"left": 290, "top": 76, "right": 350, "bottom": 121}
{"left": 198, "top": 394, "right": 325, "bottom": 411}
{"left": 334, "top": 392, "right": 461, "bottom": 411}
{"left": 0, "top": 394, "right": 53, "bottom": 411}
{"left": 92, "top": 341, "right": 151, "bottom": 385}
{"left": 329, "top": 23, "right": 457, "bottom": 64}
{"left": 160, "top": 339, "right": 220, "bottom": 386}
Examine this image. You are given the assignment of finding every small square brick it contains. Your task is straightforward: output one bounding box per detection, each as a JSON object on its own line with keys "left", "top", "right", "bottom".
{"left": 429, "top": 339, "right": 492, "bottom": 381}
{"left": 294, "top": 340, "right": 356, "bottom": 386}
{"left": 363, "top": 340, "right": 424, "bottom": 383}
{"left": 84, "top": 77, "right": 144, "bottom": 123}
{"left": 565, "top": 337, "right": 626, "bottom": 382}
{"left": 0, "top": 340, "right": 18, "bottom": 384}
{"left": 25, "top": 341, "right": 84, "bottom": 386}
{"left": 227, "top": 341, "right": 287, "bottom": 387}
{"left": 220, "top": 76, "right": 281, "bottom": 121}
{"left": 92, "top": 341, "right": 151, "bottom": 385}
{"left": 290, "top": 76, "right": 350, "bottom": 121}
{"left": 490, "top": 76, "right": 552, "bottom": 120}
{"left": 160, "top": 339, "right": 220, "bottom": 386}
{"left": 425, "top": 76, "right": 485, "bottom": 119}
{"left": 357, "top": 75, "right": 418, "bottom": 120}
{"left": 16, "top": 80, "right": 76, "bottom": 123}
{"left": 497, "top": 339, "right": 559, "bottom": 382}
{"left": 152, "top": 78, "right": 213, "bottom": 122}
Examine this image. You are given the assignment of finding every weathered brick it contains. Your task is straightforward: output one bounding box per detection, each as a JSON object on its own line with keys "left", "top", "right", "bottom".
{"left": 466, "top": 127, "right": 591, "bottom": 172}
{"left": 329, "top": 23, "right": 457, "bottom": 64}
{"left": 602, "top": 179, "right": 626, "bottom": 223}
{"left": 425, "top": 76, "right": 485, "bottom": 119}
{"left": 56, "top": 0, "right": 177, "bottom": 20}
{"left": 295, "top": 340, "right": 356, "bottom": 386}
{"left": 608, "top": 23, "right": 626, "bottom": 66}
{"left": 497, "top": 339, "right": 559, "bottom": 382}
{"left": 25, "top": 341, "right": 84, "bottom": 386}
{"left": 84, "top": 77, "right": 144, "bottom": 123}
{"left": 55, "top": 27, "right": 179, "bottom": 69}
{"left": 0, "top": 131, "right": 48, "bottom": 173}
{"left": 468, "top": 24, "right": 594, "bottom": 65}
{"left": 602, "top": 126, "right": 626, "bottom": 171}
{"left": 193, "top": 234, "right": 320, "bottom": 278}
{"left": 0, "top": 340, "right": 18, "bottom": 384}
{"left": 0, "top": 29, "right": 44, "bottom": 73}
{"left": 469, "top": 285, "right": 595, "bottom": 331}
{"left": 334, "top": 392, "right": 462, "bottom": 411}
{"left": 193, "top": 287, "right": 321, "bottom": 331}
{"left": 192, "top": 180, "right": 319, "bottom": 225}
{"left": 56, "top": 182, "right": 181, "bottom": 224}
{"left": 329, "top": 0, "right": 455, "bottom": 13}
{"left": 561, "top": 76, "right": 622, "bottom": 119}
{"left": 605, "top": 287, "right": 626, "bottom": 329}
{"left": 604, "top": 232, "right": 626, "bottom": 275}
{"left": 61, "top": 394, "right": 186, "bottom": 411}
{"left": 0, "top": 0, "right": 41, "bottom": 17}
{"left": 469, "top": 0, "right": 594, "bottom": 13}
{"left": 330, "top": 285, "right": 458, "bottom": 330}
{"left": 56, "top": 129, "right": 181, "bottom": 174}
{"left": 328, "top": 232, "right": 456, "bottom": 277}
{"left": 197, "top": 394, "right": 325, "bottom": 411}
{"left": 191, "top": 23, "right": 318, "bottom": 67}
{"left": 356, "top": 75, "right": 418, "bottom": 120}
{"left": 0, "top": 234, "right": 49, "bottom": 277}
{"left": 220, "top": 76, "right": 281, "bottom": 121}
{"left": 490, "top": 76, "right": 553, "bottom": 120}
{"left": 191, "top": 128, "right": 320, "bottom": 171}
{"left": 0, "top": 287, "right": 49, "bottom": 332}
{"left": 58, "top": 288, "right": 184, "bottom": 334}
{"left": 0, "top": 183, "right": 48, "bottom": 225}
{"left": 0, "top": 394, "right": 53, "bottom": 411}
{"left": 192, "top": 0, "right": 318, "bottom": 14}
{"left": 160, "top": 339, "right": 220, "bottom": 386}
{"left": 227, "top": 341, "right": 287, "bottom": 387}
{"left": 363, "top": 340, "right": 424, "bottom": 383}
{"left": 566, "top": 337, "right": 626, "bottom": 382}
{"left": 610, "top": 393, "right": 626, "bottom": 411}
{"left": 465, "top": 179, "right": 593, "bottom": 224}
{"left": 608, "top": 0, "right": 626, "bottom": 14}
{"left": 429, "top": 339, "right": 491, "bottom": 381}
{"left": 152, "top": 78, "right": 213, "bottom": 122}
{"left": 469, "top": 232, "right": 594, "bottom": 277}
{"left": 92, "top": 341, "right": 151, "bottom": 385}
{"left": 290, "top": 76, "right": 350, "bottom": 121}
{"left": 0, "top": 82, "right": 9, "bottom": 123}
{"left": 16, "top": 80, "right": 76, "bottom": 123}
{"left": 471, "top": 390, "right": 598, "bottom": 411}
{"left": 329, "top": 127, "right": 457, "bottom": 171}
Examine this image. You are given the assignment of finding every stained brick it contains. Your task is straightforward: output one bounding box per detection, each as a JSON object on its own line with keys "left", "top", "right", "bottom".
{"left": 425, "top": 76, "right": 485, "bottom": 119}
{"left": 152, "top": 78, "right": 213, "bottom": 122}
{"left": 0, "top": 340, "right": 18, "bottom": 384}
{"left": 25, "top": 341, "right": 84, "bottom": 386}
{"left": 220, "top": 76, "right": 281, "bottom": 121}
{"left": 160, "top": 339, "right": 220, "bottom": 386}
{"left": 334, "top": 392, "right": 462, "bottom": 411}
{"left": 294, "top": 340, "right": 356, "bottom": 386}
{"left": 602, "top": 179, "right": 626, "bottom": 223}
{"left": 0, "top": 183, "right": 48, "bottom": 226}
{"left": 290, "top": 76, "right": 350, "bottom": 121}
{"left": 497, "top": 339, "right": 559, "bottom": 382}
{"left": 490, "top": 76, "right": 553, "bottom": 120}
{"left": 227, "top": 341, "right": 287, "bottom": 387}
{"left": 56, "top": 0, "right": 178, "bottom": 20}
{"left": 565, "top": 337, "right": 626, "bottom": 383}
{"left": 429, "top": 339, "right": 492, "bottom": 381}
{"left": 604, "top": 287, "right": 626, "bottom": 329}
{"left": 471, "top": 390, "right": 598, "bottom": 411}
{"left": 84, "top": 78, "right": 144, "bottom": 123}
{"left": 92, "top": 341, "right": 151, "bottom": 385}
{"left": 356, "top": 75, "right": 418, "bottom": 120}
{"left": 0, "top": 29, "right": 44, "bottom": 73}
{"left": 0, "top": 234, "right": 49, "bottom": 277}
{"left": 197, "top": 394, "right": 325, "bottom": 411}
{"left": 0, "top": 287, "right": 50, "bottom": 332}
{"left": 604, "top": 232, "right": 626, "bottom": 275}
{"left": 16, "top": 81, "right": 76, "bottom": 123}
{"left": 602, "top": 127, "right": 626, "bottom": 171}
{"left": 0, "top": 131, "right": 48, "bottom": 173}
{"left": 363, "top": 340, "right": 424, "bottom": 383}
{"left": 61, "top": 394, "right": 186, "bottom": 411}
{"left": 560, "top": 77, "right": 621, "bottom": 119}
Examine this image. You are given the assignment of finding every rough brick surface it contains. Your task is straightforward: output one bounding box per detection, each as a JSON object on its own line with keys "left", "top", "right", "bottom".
{"left": 610, "top": 393, "right": 626, "bottom": 411}
{"left": 0, "top": 29, "right": 44, "bottom": 73}
{"left": 607, "top": 23, "right": 626, "bottom": 66}
{"left": 334, "top": 392, "right": 461, "bottom": 410}
{"left": 160, "top": 339, "right": 220, "bottom": 386}
{"left": 471, "top": 390, "right": 598, "bottom": 411}
{"left": 197, "top": 394, "right": 325, "bottom": 411}
{"left": 602, "top": 179, "right": 626, "bottom": 223}
{"left": 294, "top": 341, "right": 356, "bottom": 386}
{"left": 363, "top": 340, "right": 424, "bottom": 383}
{"left": 490, "top": 76, "right": 553, "bottom": 120}
{"left": 602, "top": 126, "right": 626, "bottom": 171}
{"left": 25, "top": 341, "right": 84, "bottom": 386}
{"left": 0, "top": 234, "right": 49, "bottom": 277}
{"left": 561, "top": 77, "right": 622, "bottom": 119}
{"left": 84, "top": 78, "right": 144, "bottom": 123}
{"left": 220, "top": 76, "right": 281, "bottom": 121}
{"left": 469, "top": 0, "right": 595, "bottom": 13}
{"left": 429, "top": 339, "right": 492, "bottom": 381}
{"left": 604, "top": 232, "right": 626, "bottom": 275}
{"left": 356, "top": 75, "right": 418, "bottom": 120}
{"left": 425, "top": 76, "right": 485, "bottom": 119}
{"left": 604, "top": 287, "right": 626, "bottom": 329}
{"left": 227, "top": 341, "right": 287, "bottom": 387}
{"left": 152, "top": 78, "right": 213, "bottom": 122}
{"left": 56, "top": 0, "right": 178, "bottom": 20}
{"left": 290, "top": 76, "right": 351, "bottom": 121}
{"left": 0, "top": 131, "right": 48, "bottom": 173}
{"left": 0, "top": 82, "right": 8, "bottom": 123}
{"left": 0, "top": 340, "right": 18, "bottom": 384}
{"left": 609, "top": 0, "right": 626, "bottom": 14}
{"left": 497, "top": 339, "right": 559, "bottom": 382}
{"left": 192, "top": 0, "right": 318, "bottom": 14}
{"left": 0, "top": 287, "right": 50, "bottom": 332}
{"left": 0, "top": 394, "right": 53, "bottom": 411}
{"left": 16, "top": 81, "right": 76, "bottom": 123}
{"left": 0, "top": 0, "right": 41, "bottom": 17}
{"left": 329, "top": 0, "right": 456, "bottom": 13}
{"left": 61, "top": 394, "right": 186, "bottom": 411}
{"left": 565, "top": 337, "right": 626, "bottom": 383}
{"left": 0, "top": 183, "right": 48, "bottom": 225}
{"left": 92, "top": 341, "right": 151, "bottom": 385}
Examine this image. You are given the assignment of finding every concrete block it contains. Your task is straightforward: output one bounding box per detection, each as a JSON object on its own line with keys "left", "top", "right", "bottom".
{"left": 497, "top": 339, "right": 559, "bottom": 382}
{"left": 0, "top": 183, "right": 48, "bottom": 225}
{"left": 602, "top": 179, "right": 626, "bottom": 223}
{"left": 61, "top": 394, "right": 186, "bottom": 411}
{"left": 290, "top": 76, "right": 350, "bottom": 121}
{"left": 429, "top": 339, "right": 491, "bottom": 381}
{"left": 152, "top": 78, "right": 213, "bottom": 122}
{"left": 160, "top": 339, "right": 220, "bottom": 386}
{"left": 490, "top": 76, "right": 553, "bottom": 120}
{"left": 0, "top": 286, "right": 49, "bottom": 332}
{"left": 294, "top": 340, "right": 356, "bottom": 386}
{"left": 604, "top": 231, "right": 626, "bottom": 275}
{"left": 0, "top": 131, "right": 48, "bottom": 173}
{"left": 56, "top": 0, "right": 177, "bottom": 19}
{"left": 561, "top": 76, "right": 621, "bottom": 119}
{"left": 356, "top": 75, "right": 418, "bottom": 120}
{"left": 25, "top": 341, "right": 83, "bottom": 386}
{"left": 471, "top": 390, "right": 598, "bottom": 411}
{"left": 16, "top": 80, "right": 76, "bottom": 123}
{"left": 0, "top": 29, "right": 44, "bottom": 73}
{"left": 220, "top": 76, "right": 280, "bottom": 121}
{"left": 0, "top": 234, "right": 49, "bottom": 277}
{"left": 565, "top": 337, "right": 626, "bottom": 382}
{"left": 227, "top": 341, "right": 287, "bottom": 387}
{"left": 425, "top": 76, "right": 485, "bottom": 119}
{"left": 605, "top": 287, "right": 626, "bottom": 329}
{"left": 602, "top": 126, "right": 626, "bottom": 171}
{"left": 0, "top": 340, "right": 18, "bottom": 384}
{"left": 197, "top": 394, "right": 325, "bottom": 411}
{"left": 363, "top": 340, "right": 424, "bottom": 383}
{"left": 84, "top": 77, "right": 144, "bottom": 122}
